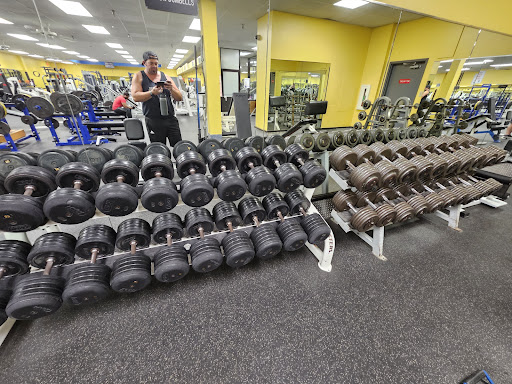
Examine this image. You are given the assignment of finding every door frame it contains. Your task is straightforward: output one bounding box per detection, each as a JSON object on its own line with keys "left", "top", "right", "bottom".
{"left": 381, "top": 58, "right": 429, "bottom": 99}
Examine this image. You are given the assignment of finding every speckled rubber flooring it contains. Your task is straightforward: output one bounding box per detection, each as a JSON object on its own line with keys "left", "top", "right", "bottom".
{"left": 1, "top": 201, "right": 511, "bottom": 384}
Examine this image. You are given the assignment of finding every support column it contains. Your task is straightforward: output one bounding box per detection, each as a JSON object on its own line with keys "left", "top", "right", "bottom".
{"left": 198, "top": 0, "right": 222, "bottom": 137}
{"left": 255, "top": 12, "right": 272, "bottom": 131}
{"left": 436, "top": 59, "right": 466, "bottom": 101}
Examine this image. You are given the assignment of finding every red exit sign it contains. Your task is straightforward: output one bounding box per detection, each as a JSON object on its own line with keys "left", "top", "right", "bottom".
{"left": 399, "top": 79, "right": 411, "bottom": 84}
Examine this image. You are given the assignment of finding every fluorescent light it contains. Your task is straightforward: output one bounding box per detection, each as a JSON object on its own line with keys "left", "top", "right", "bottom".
{"left": 63, "top": 50, "right": 79, "bottom": 55}
{"left": 88, "top": 59, "right": 99, "bottom": 62}
{"left": 484, "top": 59, "right": 494, "bottom": 63}
{"left": 82, "top": 25, "right": 110, "bottom": 34}
{"left": 182, "top": 36, "right": 201, "bottom": 43}
{"left": 438, "top": 66, "right": 443, "bottom": 68}
{"left": 440, "top": 59, "right": 454, "bottom": 63}
{"left": 189, "top": 18, "right": 201, "bottom": 31}
{"left": 0, "top": 18, "right": 13, "bottom": 24}
{"left": 37, "top": 43, "right": 65, "bottom": 49}
{"left": 173, "top": 54, "right": 184, "bottom": 58}
{"left": 175, "top": 49, "right": 189, "bottom": 54}
{"left": 333, "top": 0, "right": 368, "bottom": 9}
{"left": 61, "top": 61, "right": 74, "bottom": 64}
{"left": 45, "top": 58, "right": 61, "bottom": 62}
{"left": 28, "top": 54, "right": 44, "bottom": 58}
{"left": 116, "top": 50, "right": 129, "bottom": 54}
{"left": 9, "top": 50, "right": 28, "bottom": 55}
{"left": 78, "top": 55, "right": 90, "bottom": 58}
{"left": 251, "top": 46, "right": 258, "bottom": 51}
{"left": 122, "top": 55, "right": 133, "bottom": 58}
{"left": 240, "top": 51, "right": 251, "bottom": 56}
{"left": 490, "top": 63, "right": 512, "bottom": 68}
{"left": 445, "top": 69, "right": 450, "bottom": 72}
{"left": 106, "top": 43, "right": 123, "bottom": 48}
{"left": 461, "top": 68, "right": 470, "bottom": 71}
{"left": 465, "top": 61, "right": 486, "bottom": 65}
{"left": 7, "top": 33, "right": 38, "bottom": 41}
{"left": 311, "top": 74, "right": 320, "bottom": 77}
{"left": 49, "top": 0, "right": 92, "bottom": 17}
{"left": 241, "top": 71, "right": 248, "bottom": 74}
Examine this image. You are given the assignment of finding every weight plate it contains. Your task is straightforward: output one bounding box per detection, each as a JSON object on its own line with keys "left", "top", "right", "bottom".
{"left": 71, "top": 90, "right": 84, "bottom": 98}
{"left": 77, "top": 147, "right": 112, "bottom": 172}
{"left": 25, "top": 97, "right": 54, "bottom": 119}
{"left": 0, "top": 102, "right": 6, "bottom": 119}
{"left": 43, "top": 188, "right": 96, "bottom": 225}
{"left": 172, "top": 140, "right": 197, "bottom": 159}
{"left": 56, "top": 162, "right": 100, "bottom": 192}
{"left": 50, "top": 92, "right": 63, "bottom": 107}
{"left": 21, "top": 115, "right": 36, "bottom": 125}
{"left": 245, "top": 136, "right": 265, "bottom": 153}
{"left": 144, "top": 142, "right": 171, "bottom": 158}
{"left": 83, "top": 91, "right": 99, "bottom": 108}
{"left": 0, "top": 195, "right": 47, "bottom": 232}
{"left": 222, "top": 137, "right": 246, "bottom": 156}
{"left": 5, "top": 166, "right": 56, "bottom": 197}
{"left": 37, "top": 149, "right": 73, "bottom": 174}
{"left": 113, "top": 145, "right": 144, "bottom": 167}
{"left": 53, "top": 94, "right": 83, "bottom": 115}
{"left": 197, "top": 138, "right": 222, "bottom": 159}
{"left": 12, "top": 94, "right": 29, "bottom": 112}
{"left": 265, "top": 135, "right": 286, "bottom": 151}
{"left": 0, "top": 121, "right": 11, "bottom": 136}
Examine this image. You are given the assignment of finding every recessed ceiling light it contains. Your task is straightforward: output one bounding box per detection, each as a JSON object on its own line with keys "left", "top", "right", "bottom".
{"left": 61, "top": 61, "right": 74, "bottom": 64}
{"left": 173, "top": 54, "right": 184, "bottom": 58}
{"left": 122, "top": 55, "right": 133, "bottom": 58}
{"left": 490, "top": 63, "right": 512, "bottom": 67}
{"left": 37, "top": 43, "right": 65, "bottom": 49}
{"left": 88, "top": 59, "right": 99, "bottom": 62}
{"left": 82, "top": 25, "right": 110, "bottom": 34}
{"left": 45, "top": 58, "right": 62, "bottom": 62}
{"left": 461, "top": 68, "right": 470, "bottom": 71}
{"left": 445, "top": 69, "right": 450, "bottom": 72}
{"left": 106, "top": 43, "right": 123, "bottom": 48}
{"left": 483, "top": 59, "right": 494, "bottom": 63}
{"left": 63, "top": 50, "right": 80, "bottom": 55}
{"left": 465, "top": 61, "right": 486, "bottom": 65}
{"left": 182, "top": 36, "right": 201, "bottom": 43}
{"left": 241, "top": 71, "right": 248, "bottom": 74}
{"left": 77, "top": 55, "right": 90, "bottom": 58}
{"left": 189, "top": 18, "right": 201, "bottom": 31}
{"left": 438, "top": 66, "right": 443, "bottom": 68}
{"left": 440, "top": 59, "right": 454, "bottom": 63}
{"left": 175, "top": 49, "right": 189, "bottom": 54}
{"left": 333, "top": 0, "right": 368, "bottom": 9}
{"left": 7, "top": 33, "right": 38, "bottom": 41}
{"left": 251, "top": 47, "right": 257, "bottom": 51}
{"left": 0, "top": 18, "right": 13, "bottom": 24}
{"left": 9, "top": 50, "right": 28, "bottom": 55}
{"left": 28, "top": 54, "right": 44, "bottom": 58}
{"left": 49, "top": 0, "right": 92, "bottom": 17}
{"left": 240, "top": 52, "right": 251, "bottom": 56}
{"left": 116, "top": 50, "right": 129, "bottom": 54}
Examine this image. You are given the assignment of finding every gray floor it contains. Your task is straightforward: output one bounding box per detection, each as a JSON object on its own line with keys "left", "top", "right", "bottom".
{"left": 1, "top": 112, "right": 512, "bottom": 383}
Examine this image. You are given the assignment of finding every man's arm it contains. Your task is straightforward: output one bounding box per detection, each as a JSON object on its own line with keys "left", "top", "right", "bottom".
{"left": 164, "top": 77, "right": 183, "bottom": 101}
{"left": 132, "top": 72, "right": 161, "bottom": 102}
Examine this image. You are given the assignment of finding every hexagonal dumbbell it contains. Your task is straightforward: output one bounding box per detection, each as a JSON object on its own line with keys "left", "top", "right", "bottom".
{"left": 43, "top": 162, "right": 100, "bottom": 224}
{"left": 63, "top": 225, "right": 116, "bottom": 306}
{"left": 96, "top": 159, "right": 140, "bottom": 216}
{"left": 152, "top": 213, "right": 189, "bottom": 283}
{"left": 175, "top": 150, "right": 214, "bottom": 207}
{"left": 261, "top": 145, "right": 303, "bottom": 193}
{"left": 6, "top": 232, "right": 76, "bottom": 320}
{"left": 140, "top": 154, "right": 179, "bottom": 213}
{"left": 0, "top": 166, "right": 57, "bottom": 232}
{"left": 235, "top": 147, "right": 276, "bottom": 197}
{"left": 207, "top": 149, "right": 247, "bottom": 202}
{"left": 285, "top": 144, "right": 327, "bottom": 189}
{"left": 111, "top": 218, "right": 152, "bottom": 293}
{"left": 185, "top": 208, "right": 224, "bottom": 273}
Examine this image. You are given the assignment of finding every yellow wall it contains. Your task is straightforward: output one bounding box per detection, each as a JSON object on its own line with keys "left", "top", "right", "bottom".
{"left": 270, "top": 59, "right": 329, "bottom": 98}
{"left": 256, "top": 12, "right": 272, "bottom": 130}
{"left": 460, "top": 69, "right": 512, "bottom": 87}
{"left": 377, "top": 0, "right": 512, "bottom": 37}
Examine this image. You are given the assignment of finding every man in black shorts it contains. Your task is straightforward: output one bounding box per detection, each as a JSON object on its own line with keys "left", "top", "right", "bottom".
{"left": 131, "top": 51, "right": 183, "bottom": 145}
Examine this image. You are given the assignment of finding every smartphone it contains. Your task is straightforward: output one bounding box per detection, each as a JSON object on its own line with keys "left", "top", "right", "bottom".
{"left": 156, "top": 81, "right": 165, "bottom": 87}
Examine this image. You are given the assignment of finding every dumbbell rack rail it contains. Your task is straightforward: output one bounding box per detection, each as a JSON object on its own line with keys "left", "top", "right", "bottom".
{"left": 328, "top": 168, "right": 465, "bottom": 261}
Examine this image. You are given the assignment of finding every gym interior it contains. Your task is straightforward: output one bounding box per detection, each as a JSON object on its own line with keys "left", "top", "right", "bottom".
{"left": 0, "top": 1, "right": 511, "bottom": 383}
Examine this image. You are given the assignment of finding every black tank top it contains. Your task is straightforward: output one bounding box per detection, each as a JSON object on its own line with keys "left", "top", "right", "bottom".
{"left": 140, "top": 71, "right": 175, "bottom": 118}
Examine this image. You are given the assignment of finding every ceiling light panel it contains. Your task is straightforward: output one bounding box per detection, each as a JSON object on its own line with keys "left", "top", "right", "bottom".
{"left": 49, "top": 0, "right": 92, "bottom": 17}
{"left": 0, "top": 18, "right": 13, "bottom": 24}
{"left": 189, "top": 18, "right": 201, "bottom": 31}
{"left": 88, "top": 59, "right": 99, "bottom": 62}
{"left": 490, "top": 63, "right": 512, "bottom": 67}
{"left": 333, "top": 0, "right": 368, "bottom": 9}
{"left": 440, "top": 59, "right": 454, "bottom": 63}
{"left": 182, "top": 36, "right": 201, "bottom": 43}
{"left": 28, "top": 54, "right": 44, "bottom": 58}
{"left": 37, "top": 43, "right": 65, "bottom": 49}
{"left": 106, "top": 43, "right": 123, "bottom": 48}
{"left": 82, "top": 25, "right": 110, "bottom": 34}
{"left": 122, "top": 55, "right": 133, "bottom": 58}
{"left": 9, "top": 50, "right": 28, "bottom": 55}
{"left": 240, "top": 52, "right": 251, "bottom": 56}
{"left": 7, "top": 34, "right": 38, "bottom": 41}
{"left": 78, "top": 55, "right": 90, "bottom": 58}
{"left": 175, "top": 49, "right": 189, "bottom": 54}
{"left": 465, "top": 61, "right": 486, "bottom": 65}
{"left": 63, "top": 50, "right": 80, "bottom": 54}
{"left": 173, "top": 54, "right": 184, "bottom": 58}
{"left": 251, "top": 47, "right": 257, "bottom": 51}
{"left": 61, "top": 61, "right": 74, "bottom": 64}
{"left": 116, "top": 50, "right": 129, "bottom": 54}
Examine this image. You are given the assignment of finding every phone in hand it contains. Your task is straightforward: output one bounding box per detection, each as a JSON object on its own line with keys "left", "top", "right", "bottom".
{"left": 156, "top": 81, "right": 165, "bottom": 87}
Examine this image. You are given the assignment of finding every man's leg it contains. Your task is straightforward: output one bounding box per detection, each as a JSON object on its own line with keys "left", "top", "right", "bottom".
{"left": 505, "top": 122, "right": 512, "bottom": 136}
{"left": 166, "top": 116, "right": 183, "bottom": 146}
{"left": 145, "top": 117, "right": 167, "bottom": 143}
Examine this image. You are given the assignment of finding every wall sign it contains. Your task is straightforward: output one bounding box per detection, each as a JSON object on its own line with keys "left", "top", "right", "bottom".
{"left": 105, "top": 62, "right": 115, "bottom": 69}
{"left": 145, "top": 0, "right": 198, "bottom": 15}
{"left": 356, "top": 84, "right": 371, "bottom": 111}
{"left": 471, "top": 71, "right": 486, "bottom": 85}
{"left": 399, "top": 79, "right": 411, "bottom": 84}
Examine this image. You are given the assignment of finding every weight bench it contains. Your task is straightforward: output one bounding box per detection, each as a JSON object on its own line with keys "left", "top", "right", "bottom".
{"left": 475, "top": 162, "right": 512, "bottom": 200}
{"left": 282, "top": 101, "right": 329, "bottom": 138}
{"left": 124, "top": 118, "right": 146, "bottom": 151}
{"left": 84, "top": 120, "right": 125, "bottom": 136}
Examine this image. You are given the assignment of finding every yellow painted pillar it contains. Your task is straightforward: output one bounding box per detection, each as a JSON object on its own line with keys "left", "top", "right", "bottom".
{"left": 436, "top": 59, "right": 466, "bottom": 101}
{"left": 256, "top": 12, "right": 272, "bottom": 131}
{"left": 274, "top": 72, "right": 282, "bottom": 96}
{"left": 198, "top": 0, "right": 222, "bottom": 136}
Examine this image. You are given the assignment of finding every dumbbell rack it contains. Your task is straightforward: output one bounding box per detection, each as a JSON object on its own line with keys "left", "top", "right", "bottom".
{"left": 328, "top": 168, "right": 464, "bottom": 261}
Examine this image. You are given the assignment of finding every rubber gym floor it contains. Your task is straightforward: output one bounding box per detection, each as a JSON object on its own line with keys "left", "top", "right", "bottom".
{"left": 0, "top": 115, "right": 511, "bottom": 383}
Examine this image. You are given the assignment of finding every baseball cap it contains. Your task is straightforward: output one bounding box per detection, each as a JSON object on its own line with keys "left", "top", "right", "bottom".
{"left": 142, "top": 51, "right": 158, "bottom": 64}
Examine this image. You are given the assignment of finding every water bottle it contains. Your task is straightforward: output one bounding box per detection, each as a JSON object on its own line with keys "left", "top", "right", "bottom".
{"left": 159, "top": 93, "right": 169, "bottom": 116}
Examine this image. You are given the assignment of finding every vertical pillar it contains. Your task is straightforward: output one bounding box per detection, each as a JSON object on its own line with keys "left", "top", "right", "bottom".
{"left": 255, "top": 12, "right": 272, "bottom": 131}
{"left": 436, "top": 59, "right": 466, "bottom": 101}
{"left": 198, "top": 0, "right": 222, "bottom": 137}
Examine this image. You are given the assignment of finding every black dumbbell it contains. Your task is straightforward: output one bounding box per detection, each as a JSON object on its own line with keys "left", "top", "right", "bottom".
{"left": 140, "top": 154, "right": 179, "bottom": 213}
{"left": 239, "top": 197, "right": 267, "bottom": 227}
{"left": 43, "top": 163, "right": 100, "bottom": 224}
{"left": 286, "top": 190, "right": 330, "bottom": 245}
{"left": 261, "top": 145, "right": 303, "bottom": 193}
{"left": 6, "top": 232, "right": 76, "bottom": 320}
{"left": 222, "top": 137, "right": 246, "bottom": 157}
{"left": 213, "top": 201, "right": 255, "bottom": 268}
{"left": 185, "top": 208, "right": 223, "bottom": 273}
{"left": 144, "top": 142, "right": 171, "bottom": 158}
{"left": 262, "top": 192, "right": 307, "bottom": 250}
{"left": 37, "top": 149, "right": 75, "bottom": 174}
{"left": 62, "top": 225, "right": 116, "bottom": 306}
{"left": 175, "top": 151, "right": 214, "bottom": 207}
{"left": 0, "top": 240, "right": 32, "bottom": 326}
{"left": 285, "top": 144, "right": 327, "bottom": 188}
{"left": 152, "top": 213, "right": 189, "bottom": 283}
{"left": 173, "top": 140, "right": 197, "bottom": 160}
{"left": 0, "top": 166, "right": 56, "bottom": 232}
{"left": 113, "top": 144, "right": 145, "bottom": 167}
{"left": 197, "top": 138, "right": 223, "bottom": 159}
{"left": 235, "top": 147, "right": 276, "bottom": 197}
{"left": 77, "top": 147, "right": 113, "bottom": 173}
{"left": 96, "top": 159, "right": 140, "bottom": 216}
{"left": 0, "top": 152, "right": 37, "bottom": 180}
{"left": 207, "top": 149, "right": 247, "bottom": 202}
{"left": 111, "top": 218, "right": 152, "bottom": 293}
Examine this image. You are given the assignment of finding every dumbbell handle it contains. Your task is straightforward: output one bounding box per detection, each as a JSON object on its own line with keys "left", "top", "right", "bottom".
{"left": 420, "top": 183, "right": 435, "bottom": 193}
{"left": 90, "top": 248, "right": 99, "bottom": 264}
{"left": 73, "top": 180, "right": 83, "bottom": 190}
{"left": 435, "top": 182, "right": 448, "bottom": 190}
{"left": 154, "top": 172, "right": 162, "bottom": 178}
{"left": 116, "top": 175, "right": 125, "bottom": 183}
{"left": 345, "top": 161, "right": 357, "bottom": 172}
{"left": 166, "top": 233, "right": 173, "bottom": 246}
{"left": 457, "top": 178, "right": 472, "bottom": 187}
{"left": 276, "top": 211, "right": 285, "bottom": 222}
{"left": 189, "top": 168, "right": 196, "bottom": 175}
{"left": 299, "top": 206, "right": 308, "bottom": 216}
{"left": 198, "top": 226, "right": 205, "bottom": 239}
{"left": 226, "top": 221, "right": 234, "bottom": 232}
{"left": 297, "top": 158, "right": 305, "bottom": 167}
{"left": 347, "top": 202, "right": 358, "bottom": 214}
{"left": 130, "top": 240, "right": 137, "bottom": 255}
{"left": 362, "top": 197, "right": 378, "bottom": 210}
{"left": 380, "top": 195, "right": 396, "bottom": 207}
{"left": 43, "top": 257, "right": 55, "bottom": 276}
{"left": 252, "top": 215, "right": 260, "bottom": 227}
{"left": 410, "top": 187, "right": 423, "bottom": 197}
{"left": 393, "top": 191, "right": 409, "bottom": 204}
{"left": 273, "top": 159, "right": 281, "bottom": 168}
{"left": 24, "top": 185, "right": 35, "bottom": 196}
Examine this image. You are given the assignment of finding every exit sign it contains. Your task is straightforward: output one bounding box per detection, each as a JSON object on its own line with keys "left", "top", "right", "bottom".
{"left": 399, "top": 79, "right": 411, "bottom": 84}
